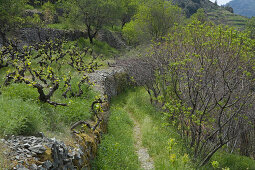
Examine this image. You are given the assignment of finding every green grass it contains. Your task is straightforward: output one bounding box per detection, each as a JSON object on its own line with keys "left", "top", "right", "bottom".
{"left": 93, "top": 88, "right": 194, "bottom": 169}
{"left": 202, "top": 152, "right": 255, "bottom": 170}
{"left": 0, "top": 82, "right": 96, "bottom": 137}
{"left": 94, "top": 88, "right": 255, "bottom": 169}
{"left": 124, "top": 88, "right": 194, "bottom": 170}
{"left": 77, "top": 38, "right": 119, "bottom": 58}
{"left": 92, "top": 94, "right": 140, "bottom": 170}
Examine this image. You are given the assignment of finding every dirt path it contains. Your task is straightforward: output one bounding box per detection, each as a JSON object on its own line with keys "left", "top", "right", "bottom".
{"left": 129, "top": 113, "right": 155, "bottom": 170}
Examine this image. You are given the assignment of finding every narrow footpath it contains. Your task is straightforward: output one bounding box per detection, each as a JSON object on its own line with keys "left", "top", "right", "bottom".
{"left": 93, "top": 88, "right": 187, "bottom": 170}
{"left": 129, "top": 112, "right": 155, "bottom": 170}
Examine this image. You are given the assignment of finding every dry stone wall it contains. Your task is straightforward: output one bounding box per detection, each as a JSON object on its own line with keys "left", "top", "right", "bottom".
{"left": 1, "top": 66, "right": 130, "bottom": 170}
{"left": 13, "top": 28, "right": 87, "bottom": 48}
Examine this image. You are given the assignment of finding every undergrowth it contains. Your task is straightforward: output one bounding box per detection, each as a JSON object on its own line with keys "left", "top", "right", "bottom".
{"left": 94, "top": 88, "right": 255, "bottom": 169}
{"left": 124, "top": 88, "right": 194, "bottom": 169}
{"left": 93, "top": 88, "right": 194, "bottom": 169}
{"left": 0, "top": 82, "right": 96, "bottom": 137}
{"left": 77, "top": 38, "right": 119, "bottom": 58}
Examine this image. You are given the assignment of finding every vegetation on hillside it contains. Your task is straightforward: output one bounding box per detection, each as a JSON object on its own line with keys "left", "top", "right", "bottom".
{"left": 136, "top": 21, "right": 255, "bottom": 166}
{"left": 0, "top": 39, "right": 102, "bottom": 137}
{"left": 1, "top": 0, "right": 255, "bottom": 168}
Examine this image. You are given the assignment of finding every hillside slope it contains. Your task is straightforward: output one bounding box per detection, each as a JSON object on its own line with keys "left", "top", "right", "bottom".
{"left": 227, "top": 0, "right": 255, "bottom": 18}
{"left": 173, "top": 0, "right": 248, "bottom": 29}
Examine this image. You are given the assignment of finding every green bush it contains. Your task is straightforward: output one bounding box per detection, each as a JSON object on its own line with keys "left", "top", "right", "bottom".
{"left": 24, "top": 4, "right": 34, "bottom": 10}
{"left": 122, "top": 20, "right": 140, "bottom": 45}
{"left": 0, "top": 97, "right": 43, "bottom": 136}
{"left": 1, "top": 83, "right": 38, "bottom": 101}
{"left": 205, "top": 152, "right": 255, "bottom": 170}
{"left": 77, "top": 38, "right": 118, "bottom": 57}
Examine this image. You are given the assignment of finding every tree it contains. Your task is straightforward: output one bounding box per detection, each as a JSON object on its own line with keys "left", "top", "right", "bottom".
{"left": 64, "top": 0, "right": 119, "bottom": 44}
{"left": 191, "top": 8, "right": 207, "bottom": 23}
{"left": 214, "top": 0, "right": 218, "bottom": 5}
{"left": 119, "top": 0, "right": 138, "bottom": 28}
{"left": 0, "top": 0, "right": 26, "bottom": 45}
{"left": 1, "top": 39, "right": 100, "bottom": 106}
{"left": 146, "top": 21, "right": 255, "bottom": 166}
{"left": 123, "top": 0, "right": 183, "bottom": 44}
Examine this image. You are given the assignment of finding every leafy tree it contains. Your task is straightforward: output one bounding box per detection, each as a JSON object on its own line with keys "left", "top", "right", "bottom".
{"left": 63, "top": 0, "right": 119, "bottom": 44}
{"left": 0, "top": 0, "right": 26, "bottom": 45}
{"left": 185, "top": 1, "right": 200, "bottom": 17}
{"left": 119, "top": 0, "right": 138, "bottom": 28}
{"left": 42, "top": 1, "right": 56, "bottom": 24}
{"left": 191, "top": 8, "right": 207, "bottom": 23}
{"left": 146, "top": 21, "right": 255, "bottom": 166}
{"left": 123, "top": 0, "right": 182, "bottom": 44}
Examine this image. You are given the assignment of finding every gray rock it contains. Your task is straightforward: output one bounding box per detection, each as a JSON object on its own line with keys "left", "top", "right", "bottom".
{"left": 43, "top": 160, "right": 53, "bottom": 169}
{"left": 16, "top": 164, "right": 29, "bottom": 170}
{"left": 29, "top": 164, "right": 38, "bottom": 170}
{"left": 37, "top": 165, "right": 46, "bottom": 170}
{"left": 29, "top": 144, "right": 46, "bottom": 154}
{"left": 23, "top": 143, "right": 30, "bottom": 149}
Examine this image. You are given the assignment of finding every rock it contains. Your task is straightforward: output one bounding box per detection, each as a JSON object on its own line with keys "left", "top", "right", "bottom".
{"left": 37, "top": 165, "right": 46, "bottom": 170}
{"left": 23, "top": 143, "right": 30, "bottom": 149}
{"left": 12, "top": 27, "right": 87, "bottom": 49}
{"left": 29, "top": 164, "right": 38, "bottom": 170}
{"left": 26, "top": 154, "right": 32, "bottom": 158}
{"left": 29, "top": 144, "right": 46, "bottom": 154}
{"left": 17, "top": 168, "right": 29, "bottom": 170}
{"left": 15, "top": 164, "right": 29, "bottom": 170}
{"left": 43, "top": 160, "right": 52, "bottom": 169}
{"left": 97, "top": 29, "right": 126, "bottom": 49}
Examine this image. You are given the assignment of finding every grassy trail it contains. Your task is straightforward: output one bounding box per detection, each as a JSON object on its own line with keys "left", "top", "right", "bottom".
{"left": 93, "top": 88, "right": 193, "bottom": 170}
{"left": 129, "top": 111, "right": 155, "bottom": 170}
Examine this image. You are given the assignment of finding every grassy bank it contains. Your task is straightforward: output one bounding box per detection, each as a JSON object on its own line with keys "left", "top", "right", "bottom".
{"left": 92, "top": 95, "right": 140, "bottom": 169}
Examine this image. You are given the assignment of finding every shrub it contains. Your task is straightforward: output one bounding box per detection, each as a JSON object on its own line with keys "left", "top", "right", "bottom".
{"left": 0, "top": 97, "right": 43, "bottom": 136}
{"left": 1, "top": 83, "right": 38, "bottom": 101}
{"left": 146, "top": 21, "right": 255, "bottom": 166}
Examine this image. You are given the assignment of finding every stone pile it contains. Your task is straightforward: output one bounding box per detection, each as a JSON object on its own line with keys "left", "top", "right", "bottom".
{"left": 1, "top": 135, "right": 84, "bottom": 170}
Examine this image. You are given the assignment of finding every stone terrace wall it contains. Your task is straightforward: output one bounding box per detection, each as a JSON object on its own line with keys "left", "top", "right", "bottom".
{"left": 13, "top": 27, "right": 87, "bottom": 48}
{"left": 88, "top": 66, "right": 129, "bottom": 101}
{"left": 1, "top": 66, "right": 130, "bottom": 170}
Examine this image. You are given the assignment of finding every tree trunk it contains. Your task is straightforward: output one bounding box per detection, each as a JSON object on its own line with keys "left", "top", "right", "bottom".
{"left": 240, "top": 130, "right": 250, "bottom": 157}
{"left": 87, "top": 25, "right": 94, "bottom": 44}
